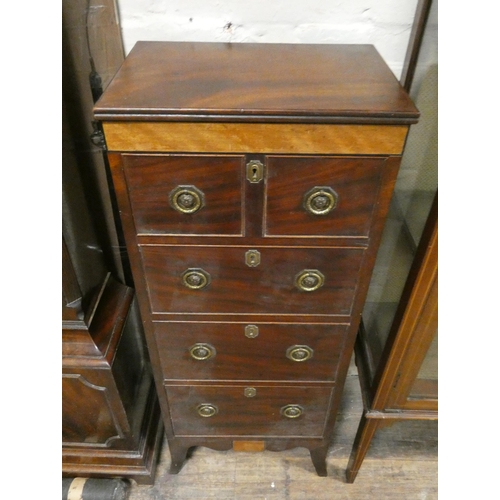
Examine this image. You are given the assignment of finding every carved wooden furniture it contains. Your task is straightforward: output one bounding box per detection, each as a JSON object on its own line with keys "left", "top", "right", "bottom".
{"left": 62, "top": 262, "right": 164, "bottom": 484}
{"left": 346, "top": 194, "right": 437, "bottom": 482}
{"left": 346, "top": 0, "right": 437, "bottom": 482}
{"left": 62, "top": 166, "right": 164, "bottom": 484}
{"left": 94, "top": 41, "right": 418, "bottom": 476}
{"left": 62, "top": 25, "right": 164, "bottom": 478}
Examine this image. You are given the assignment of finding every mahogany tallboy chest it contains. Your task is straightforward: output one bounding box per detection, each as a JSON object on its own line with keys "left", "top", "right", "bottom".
{"left": 94, "top": 42, "right": 419, "bottom": 476}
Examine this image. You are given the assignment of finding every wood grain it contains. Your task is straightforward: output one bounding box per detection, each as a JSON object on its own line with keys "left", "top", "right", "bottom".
{"left": 265, "top": 156, "right": 386, "bottom": 237}
{"left": 103, "top": 122, "right": 408, "bottom": 155}
{"left": 94, "top": 42, "right": 419, "bottom": 124}
{"left": 140, "top": 245, "right": 365, "bottom": 316}
{"left": 154, "top": 321, "right": 348, "bottom": 382}
{"left": 165, "top": 384, "right": 333, "bottom": 437}
{"left": 122, "top": 154, "right": 245, "bottom": 236}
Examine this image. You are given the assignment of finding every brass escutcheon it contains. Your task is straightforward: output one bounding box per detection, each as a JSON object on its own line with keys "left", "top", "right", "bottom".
{"left": 245, "top": 249, "right": 261, "bottom": 267}
{"left": 189, "top": 343, "right": 216, "bottom": 360}
{"left": 181, "top": 268, "right": 211, "bottom": 290}
{"left": 244, "top": 387, "right": 257, "bottom": 398}
{"left": 303, "top": 186, "right": 338, "bottom": 215}
{"left": 169, "top": 185, "right": 205, "bottom": 214}
{"left": 281, "top": 404, "right": 304, "bottom": 419}
{"left": 294, "top": 269, "right": 325, "bottom": 292}
{"left": 286, "top": 345, "right": 314, "bottom": 362}
{"left": 197, "top": 404, "right": 218, "bottom": 418}
{"left": 246, "top": 160, "right": 264, "bottom": 183}
{"left": 245, "top": 325, "right": 259, "bottom": 338}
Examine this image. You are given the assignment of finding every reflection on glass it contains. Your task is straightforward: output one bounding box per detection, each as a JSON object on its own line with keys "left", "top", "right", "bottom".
{"left": 409, "top": 329, "right": 438, "bottom": 400}
{"left": 361, "top": 0, "right": 437, "bottom": 384}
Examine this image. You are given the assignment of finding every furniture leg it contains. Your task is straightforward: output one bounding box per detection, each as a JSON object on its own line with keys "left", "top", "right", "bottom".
{"left": 310, "top": 445, "right": 329, "bottom": 477}
{"left": 345, "top": 413, "right": 380, "bottom": 483}
{"left": 168, "top": 440, "right": 190, "bottom": 474}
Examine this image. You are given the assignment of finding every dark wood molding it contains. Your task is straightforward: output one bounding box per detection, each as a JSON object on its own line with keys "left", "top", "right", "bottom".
{"left": 400, "top": 0, "right": 434, "bottom": 92}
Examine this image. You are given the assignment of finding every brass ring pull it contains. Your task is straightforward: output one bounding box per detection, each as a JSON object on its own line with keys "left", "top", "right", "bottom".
{"left": 294, "top": 269, "right": 325, "bottom": 292}
{"left": 303, "top": 186, "right": 338, "bottom": 215}
{"left": 281, "top": 405, "right": 303, "bottom": 419}
{"left": 197, "top": 404, "right": 218, "bottom": 418}
{"left": 182, "top": 268, "right": 211, "bottom": 290}
{"left": 189, "top": 343, "right": 216, "bottom": 361}
{"left": 286, "top": 345, "right": 314, "bottom": 362}
{"left": 169, "top": 185, "right": 205, "bottom": 214}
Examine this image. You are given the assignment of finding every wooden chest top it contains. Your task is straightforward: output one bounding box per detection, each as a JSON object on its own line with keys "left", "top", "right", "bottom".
{"left": 94, "top": 41, "right": 419, "bottom": 124}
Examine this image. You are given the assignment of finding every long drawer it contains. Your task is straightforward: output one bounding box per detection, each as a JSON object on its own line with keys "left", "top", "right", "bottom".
{"left": 154, "top": 321, "right": 348, "bottom": 382}
{"left": 165, "top": 384, "right": 334, "bottom": 437}
{"left": 141, "top": 245, "right": 365, "bottom": 315}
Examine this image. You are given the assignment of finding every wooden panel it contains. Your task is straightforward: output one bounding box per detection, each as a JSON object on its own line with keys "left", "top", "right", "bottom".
{"left": 233, "top": 440, "right": 266, "bottom": 452}
{"left": 140, "top": 245, "right": 365, "bottom": 316}
{"left": 103, "top": 122, "right": 408, "bottom": 155}
{"left": 266, "top": 156, "right": 385, "bottom": 237}
{"left": 94, "top": 42, "right": 419, "bottom": 123}
{"left": 165, "top": 385, "right": 333, "bottom": 437}
{"left": 62, "top": 373, "right": 124, "bottom": 446}
{"left": 154, "top": 322, "right": 348, "bottom": 382}
{"left": 122, "top": 154, "right": 244, "bottom": 235}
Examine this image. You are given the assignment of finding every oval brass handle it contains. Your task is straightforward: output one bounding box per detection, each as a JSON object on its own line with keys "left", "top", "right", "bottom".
{"left": 303, "top": 186, "right": 338, "bottom": 215}
{"left": 286, "top": 345, "right": 314, "bottom": 362}
{"left": 197, "top": 404, "right": 218, "bottom": 418}
{"left": 169, "top": 185, "right": 205, "bottom": 214}
{"left": 189, "top": 343, "right": 216, "bottom": 360}
{"left": 294, "top": 269, "right": 325, "bottom": 292}
{"left": 281, "top": 404, "right": 304, "bottom": 419}
{"left": 182, "top": 268, "right": 211, "bottom": 290}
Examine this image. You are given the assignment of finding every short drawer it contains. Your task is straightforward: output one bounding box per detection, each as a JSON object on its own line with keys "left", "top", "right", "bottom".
{"left": 165, "top": 385, "right": 333, "bottom": 437}
{"left": 122, "top": 154, "right": 245, "bottom": 235}
{"left": 154, "top": 322, "right": 348, "bottom": 382}
{"left": 265, "top": 156, "right": 386, "bottom": 237}
{"left": 141, "top": 245, "right": 364, "bottom": 315}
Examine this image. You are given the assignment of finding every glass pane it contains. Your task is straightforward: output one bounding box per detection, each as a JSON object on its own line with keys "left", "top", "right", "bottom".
{"left": 409, "top": 329, "right": 438, "bottom": 400}
{"left": 361, "top": 0, "right": 437, "bottom": 383}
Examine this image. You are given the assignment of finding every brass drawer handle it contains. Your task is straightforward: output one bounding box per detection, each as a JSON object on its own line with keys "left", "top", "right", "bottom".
{"left": 303, "top": 186, "right": 338, "bottom": 215}
{"left": 189, "top": 343, "right": 216, "bottom": 360}
{"left": 286, "top": 345, "right": 314, "bottom": 362}
{"left": 281, "top": 405, "right": 304, "bottom": 419}
{"left": 169, "top": 185, "right": 205, "bottom": 214}
{"left": 182, "top": 268, "right": 211, "bottom": 289}
{"left": 294, "top": 269, "right": 325, "bottom": 292}
{"left": 197, "top": 404, "right": 218, "bottom": 418}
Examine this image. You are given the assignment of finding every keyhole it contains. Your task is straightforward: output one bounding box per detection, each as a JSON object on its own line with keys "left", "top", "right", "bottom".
{"left": 252, "top": 166, "right": 258, "bottom": 181}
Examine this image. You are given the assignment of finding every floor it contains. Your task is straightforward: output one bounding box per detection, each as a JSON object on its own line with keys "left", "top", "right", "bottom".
{"left": 128, "top": 358, "right": 438, "bottom": 500}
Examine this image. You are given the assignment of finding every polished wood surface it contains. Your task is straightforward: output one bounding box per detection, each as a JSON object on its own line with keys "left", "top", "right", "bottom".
{"left": 346, "top": 193, "right": 438, "bottom": 483}
{"left": 154, "top": 322, "right": 348, "bottom": 382}
{"left": 94, "top": 42, "right": 419, "bottom": 124}
{"left": 265, "top": 156, "right": 386, "bottom": 237}
{"left": 166, "top": 385, "right": 333, "bottom": 437}
{"left": 141, "top": 245, "right": 364, "bottom": 315}
{"left": 103, "top": 122, "right": 409, "bottom": 155}
{"left": 123, "top": 154, "right": 244, "bottom": 235}
{"left": 97, "top": 42, "right": 418, "bottom": 477}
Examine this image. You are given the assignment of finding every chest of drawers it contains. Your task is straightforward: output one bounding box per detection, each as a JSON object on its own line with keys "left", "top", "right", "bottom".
{"left": 94, "top": 41, "right": 418, "bottom": 476}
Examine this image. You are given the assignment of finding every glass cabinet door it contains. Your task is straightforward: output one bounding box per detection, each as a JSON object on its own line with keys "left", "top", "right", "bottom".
{"left": 361, "top": 0, "right": 437, "bottom": 403}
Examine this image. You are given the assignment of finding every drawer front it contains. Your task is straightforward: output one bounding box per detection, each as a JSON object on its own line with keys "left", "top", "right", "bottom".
{"left": 155, "top": 322, "right": 348, "bottom": 382}
{"left": 166, "top": 385, "right": 333, "bottom": 437}
{"left": 141, "top": 245, "right": 364, "bottom": 315}
{"left": 122, "top": 154, "right": 245, "bottom": 235}
{"left": 265, "top": 156, "right": 385, "bottom": 237}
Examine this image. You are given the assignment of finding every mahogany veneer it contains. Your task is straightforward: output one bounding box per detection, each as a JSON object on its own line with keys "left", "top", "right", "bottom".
{"left": 94, "top": 41, "right": 418, "bottom": 477}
